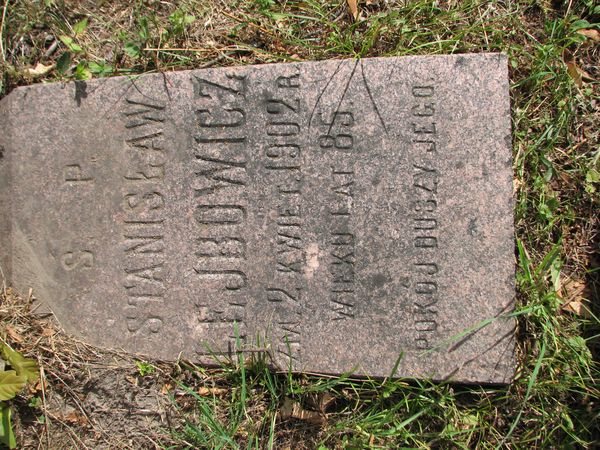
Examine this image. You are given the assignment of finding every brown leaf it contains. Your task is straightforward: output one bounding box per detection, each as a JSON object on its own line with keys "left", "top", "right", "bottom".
{"left": 559, "top": 278, "right": 584, "bottom": 300}
{"left": 561, "top": 278, "right": 593, "bottom": 318}
{"left": 566, "top": 60, "right": 583, "bottom": 87}
{"left": 347, "top": 0, "right": 359, "bottom": 20}
{"left": 577, "top": 28, "right": 600, "bottom": 42}
{"left": 563, "top": 300, "right": 592, "bottom": 318}
{"left": 197, "top": 386, "right": 228, "bottom": 396}
{"left": 30, "top": 377, "right": 46, "bottom": 394}
{"left": 513, "top": 177, "right": 523, "bottom": 195}
{"left": 41, "top": 326, "right": 55, "bottom": 337}
{"left": 279, "top": 397, "right": 326, "bottom": 425}
{"left": 315, "top": 392, "right": 336, "bottom": 414}
{"left": 125, "top": 375, "right": 138, "bottom": 386}
{"left": 64, "top": 412, "right": 89, "bottom": 426}
{"left": 161, "top": 383, "right": 173, "bottom": 395}
{"left": 26, "top": 63, "right": 54, "bottom": 77}
{"left": 5, "top": 326, "right": 23, "bottom": 344}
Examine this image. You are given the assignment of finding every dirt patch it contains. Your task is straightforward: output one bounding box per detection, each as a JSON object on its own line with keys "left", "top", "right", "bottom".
{"left": 2, "top": 289, "right": 178, "bottom": 448}
{"left": 2, "top": 288, "right": 327, "bottom": 449}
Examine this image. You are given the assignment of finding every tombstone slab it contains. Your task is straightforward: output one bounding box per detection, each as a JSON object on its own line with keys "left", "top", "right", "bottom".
{"left": 0, "top": 54, "right": 516, "bottom": 383}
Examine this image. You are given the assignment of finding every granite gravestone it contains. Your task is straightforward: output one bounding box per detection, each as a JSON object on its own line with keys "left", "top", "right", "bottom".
{"left": 0, "top": 54, "right": 515, "bottom": 383}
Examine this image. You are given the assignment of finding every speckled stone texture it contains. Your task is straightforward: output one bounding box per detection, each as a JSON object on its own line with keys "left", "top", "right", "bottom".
{"left": 0, "top": 54, "right": 515, "bottom": 383}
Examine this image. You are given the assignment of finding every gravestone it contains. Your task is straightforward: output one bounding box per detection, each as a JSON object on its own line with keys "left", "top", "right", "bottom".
{"left": 0, "top": 54, "right": 516, "bottom": 383}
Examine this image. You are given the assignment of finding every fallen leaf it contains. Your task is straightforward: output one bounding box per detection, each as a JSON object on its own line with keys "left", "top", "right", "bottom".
{"left": 347, "top": 0, "right": 359, "bottom": 20}
{"left": 30, "top": 378, "right": 45, "bottom": 394}
{"left": 197, "top": 387, "right": 210, "bottom": 396}
{"left": 197, "top": 386, "right": 228, "bottom": 396}
{"left": 26, "top": 62, "right": 54, "bottom": 77}
{"left": 5, "top": 326, "right": 23, "bottom": 344}
{"left": 161, "top": 383, "right": 173, "bottom": 395}
{"left": 125, "top": 375, "right": 138, "bottom": 386}
{"left": 563, "top": 300, "right": 592, "bottom": 318}
{"left": 577, "top": 28, "right": 600, "bottom": 41}
{"left": 317, "top": 392, "right": 335, "bottom": 414}
{"left": 560, "top": 278, "right": 593, "bottom": 318}
{"left": 566, "top": 60, "right": 583, "bottom": 87}
{"left": 306, "top": 392, "right": 336, "bottom": 414}
{"left": 64, "top": 411, "right": 89, "bottom": 426}
{"left": 513, "top": 177, "right": 523, "bottom": 195}
{"left": 279, "top": 397, "right": 326, "bottom": 425}
{"left": 41, "top": 326, "right": 55, "bottom": 337}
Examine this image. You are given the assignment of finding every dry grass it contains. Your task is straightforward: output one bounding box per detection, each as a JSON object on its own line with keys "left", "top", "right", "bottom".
{"left": 1, "top": 0, "right": 599, "bottom": 448}
{"left": 1, "top": 286, "right": 331, "bottom": 449}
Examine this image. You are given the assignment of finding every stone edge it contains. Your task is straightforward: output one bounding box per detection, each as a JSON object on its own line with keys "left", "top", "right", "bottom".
{"left": 0, "top": 92, "right": 12, "bottom": 288}
{"left": 501, "top": 52, "right": 517, "bottom": 384}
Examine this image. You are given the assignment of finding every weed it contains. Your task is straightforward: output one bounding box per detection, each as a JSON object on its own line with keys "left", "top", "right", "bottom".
{"left": 135, "top": 360, "right": 156, "bottom": 377}
{"left": 0, "top": 342, "right": 39, "bottom": 449}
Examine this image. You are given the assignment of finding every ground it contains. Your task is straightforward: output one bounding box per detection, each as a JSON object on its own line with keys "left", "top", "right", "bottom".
{"left": 0, "top": 0, "right": 598, "bottom": 448}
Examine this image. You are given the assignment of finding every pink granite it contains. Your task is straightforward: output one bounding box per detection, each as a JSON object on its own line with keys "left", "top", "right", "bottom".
{"left": 0, "top": 54, "right": 516, "bottom": 383}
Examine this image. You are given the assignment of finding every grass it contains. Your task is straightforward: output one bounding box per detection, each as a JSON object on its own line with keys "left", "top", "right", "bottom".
{"left": 0, "top": 0, "right": 599, "bottom": 448}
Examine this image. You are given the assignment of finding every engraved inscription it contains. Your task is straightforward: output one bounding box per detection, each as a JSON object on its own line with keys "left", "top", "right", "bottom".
{"left": 64, "top": 164, "right": 93, "bottom": 183}
{"left": 121, "top": 97, "right": 167, "bottom": 335}
{"left": 409, "top": 84, "right": 439, "bottom": 350}
{"left": 60, "top": 250, "right": 94, "bottom": 271}
{"left": 318, "top": 111, "right": 356, "bottom": 320}
{"left": 192, "top": 74, "right": 249, "bottom": 352}
{"left": 262, "top": 72, "right": 304, "bottom": 363}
